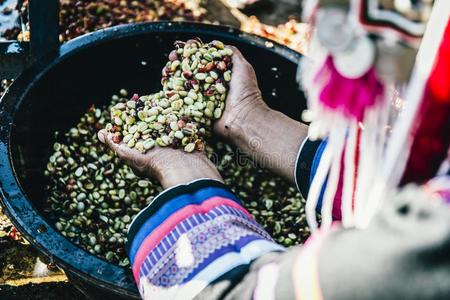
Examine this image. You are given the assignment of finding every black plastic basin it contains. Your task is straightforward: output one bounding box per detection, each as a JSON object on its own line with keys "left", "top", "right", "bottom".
{"left": 0, "top": 22, "right": 305, "bottom": 299}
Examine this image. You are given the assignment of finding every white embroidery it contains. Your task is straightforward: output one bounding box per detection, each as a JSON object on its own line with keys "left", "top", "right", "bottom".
{"left": 175, "top": 234, "right": 195, "bottom": 268}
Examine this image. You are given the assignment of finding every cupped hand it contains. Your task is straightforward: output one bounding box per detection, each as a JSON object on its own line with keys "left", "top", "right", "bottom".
{"left": 98, "top": 130, "right": 222, "bottom": 189}
{"left": 214, "top": 46, "right": 267, "bottom": 139}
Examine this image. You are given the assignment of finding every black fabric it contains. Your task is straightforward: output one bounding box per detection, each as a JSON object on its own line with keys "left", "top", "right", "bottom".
{"left": 318, "top": 186, "right": 450, "bottom": 300}
{"left": 195, "top": 265, "right": 250, "bottom": 300}
{"left": 224, "top": 252, "right": 283, "bottom": 300}
{"left": 195, "top": 252, "right": 287, "bottom": 300}
{"left": 194, "top": 249, "right": 300, "bottom": 300}
{"left": 295, "top": 139, "right": 323, "bottom": 198}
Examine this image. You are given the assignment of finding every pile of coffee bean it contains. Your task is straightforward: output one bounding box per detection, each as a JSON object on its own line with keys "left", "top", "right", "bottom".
{"left": 106, "top": 39, "right": 233, "bottom": 153}
{"left": 8, "top": 0, "right": 208, "bottom": 41}
{"left": 45, "top": 99, "right": 163, "bottom": 266}
{"left": 209, "top": 142, "right": 310, "bottom": 246}
{"left": 57, "top": 0, "right": 208, "bottom": 41}
{"left": 45, "top": 90, "right": 309, "bottom": 267}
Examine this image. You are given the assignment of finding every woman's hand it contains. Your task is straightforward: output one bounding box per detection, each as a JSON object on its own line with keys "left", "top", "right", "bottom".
{"left": 98, "top": 130, "right": 222, "bottom": 189}
{"left": 214, "top": 46, "right": 267, "bottom": 139}
{"left": 214, "top": 46, "right": 309, "bottom": 183}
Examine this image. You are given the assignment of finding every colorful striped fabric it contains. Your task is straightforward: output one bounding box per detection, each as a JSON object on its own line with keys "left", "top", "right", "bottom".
{"left": 127, "top": 179, "right": 284, "bottom": 299}
{"left": 296, "top": 139, "right": 343, "bottom": 220}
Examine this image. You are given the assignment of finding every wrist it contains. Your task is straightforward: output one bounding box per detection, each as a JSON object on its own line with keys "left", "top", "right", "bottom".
{"left": 227, "top": 105, "right": 308, "bottom": 182}
{"left": 154, "top": 153, "right": 223, "bottom": 189}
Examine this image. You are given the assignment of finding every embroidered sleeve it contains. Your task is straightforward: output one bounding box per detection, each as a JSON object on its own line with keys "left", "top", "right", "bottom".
{"left": 126, "top": 179, "right": 284, "bottom": 299}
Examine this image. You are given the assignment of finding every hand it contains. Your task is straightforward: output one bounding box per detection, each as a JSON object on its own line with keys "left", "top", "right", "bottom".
{"left": 214, "top": 46, "right": 268, "bottom": 139}
{"left": 98, "top": 130, "right": 222, "bottom": 189}
{"left": 213, "top": 46, "right": 309, "bottom": 183}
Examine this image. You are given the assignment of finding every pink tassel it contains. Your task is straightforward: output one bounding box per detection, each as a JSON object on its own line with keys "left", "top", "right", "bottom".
{"left": 314, "top": 56, "right": 384, "bottom": 121}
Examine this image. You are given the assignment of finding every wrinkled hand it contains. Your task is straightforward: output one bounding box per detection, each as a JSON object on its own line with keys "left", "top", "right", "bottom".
{"left": 214, "top": 46, "right": 267, "bottom": 139}
{"left": 213, "top": 46, "right": 308, "bottom": 183}
{"left": 98, "top": 130, "right": 222, "bottom": 189}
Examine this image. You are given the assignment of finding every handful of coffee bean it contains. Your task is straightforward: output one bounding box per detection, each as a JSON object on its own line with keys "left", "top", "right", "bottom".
{"left": 106, "top": 38, "right": 233, "bottom": 153}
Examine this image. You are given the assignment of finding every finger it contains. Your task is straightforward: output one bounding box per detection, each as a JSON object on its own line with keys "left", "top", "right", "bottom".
{"left": 98, "top": 130, "right": 121, "bottom": 154}
{"left": 228, "top": 46, "right": 247, "bottom": 65}
{"left": 98, "top": 130, "right": 125, "bottom": 156}
{"left": 226, "top": 46, "right": 254, "bottom": 78}
{"left": 101, "top": 131, "right": 120, "bottom": 152}
{"left": 99, "top": 130, "right": 155, "bottom": 177}
{"left": 99, "top": 130, "right": 135, "bottom": 160}
{"left": 227, "top": 45, "right": 243, "bottom": 59}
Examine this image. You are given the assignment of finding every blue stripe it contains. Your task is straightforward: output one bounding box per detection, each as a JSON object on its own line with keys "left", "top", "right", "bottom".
{"left": 310, "top": 140, "right": 328, "bottom": 212}
{"left": 129, "top": 186, "right": 240, "bottom": 264}
{"left": 126, "top": 179, "right": 236, "bottom": 250}
{"left": 138, "top": 208, "right": 264, "bottom": 274}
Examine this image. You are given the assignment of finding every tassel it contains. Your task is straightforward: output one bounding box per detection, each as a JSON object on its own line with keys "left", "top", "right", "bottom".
{"left": 303, "top": 52, "right": 385, "bottom": 230}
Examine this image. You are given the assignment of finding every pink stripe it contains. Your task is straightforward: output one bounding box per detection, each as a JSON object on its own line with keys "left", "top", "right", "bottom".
{"left": 132, "top": 196, "right": 252, "bottom": 280}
